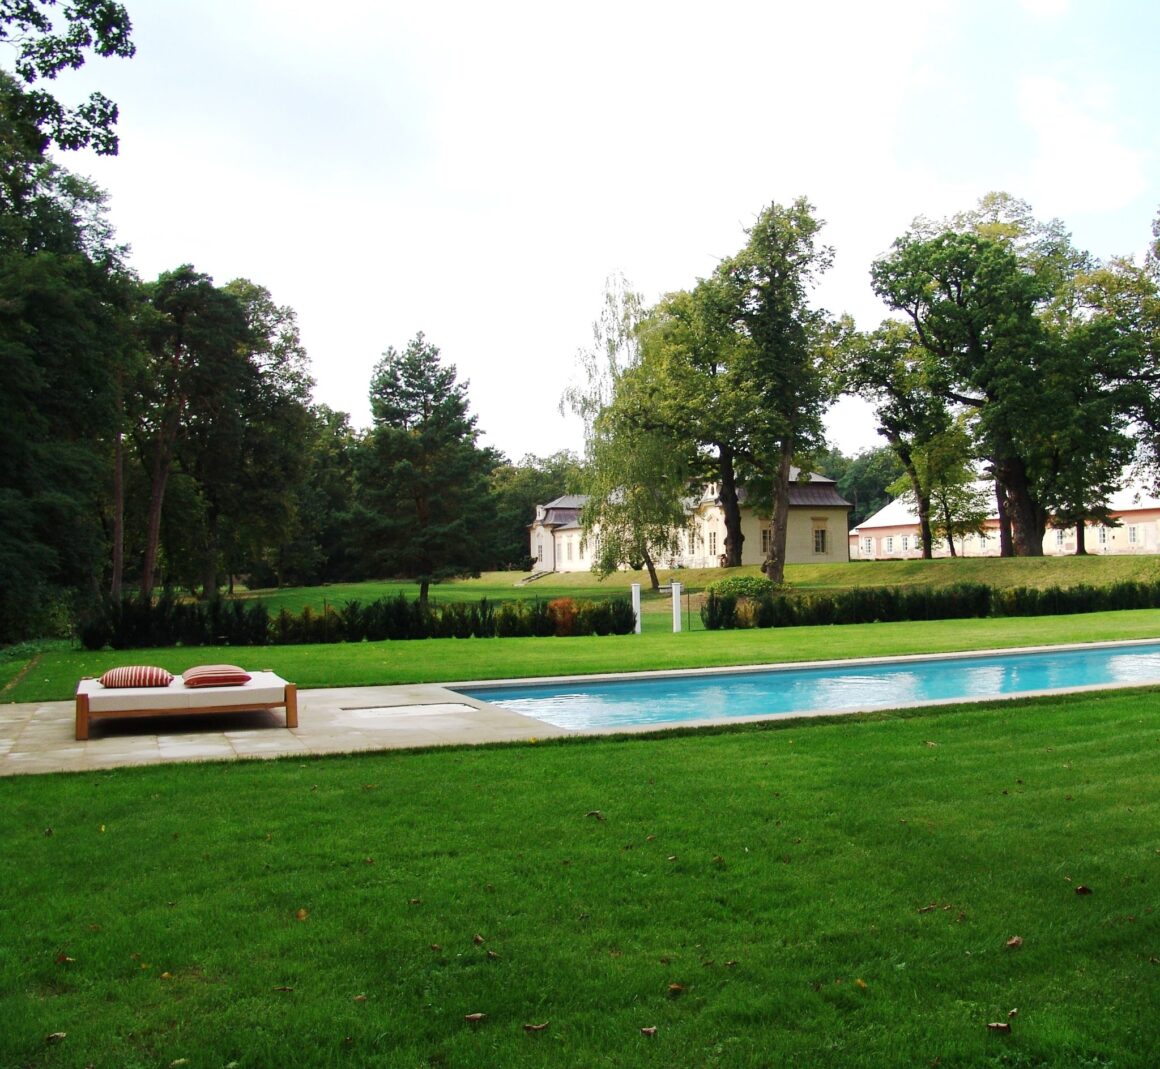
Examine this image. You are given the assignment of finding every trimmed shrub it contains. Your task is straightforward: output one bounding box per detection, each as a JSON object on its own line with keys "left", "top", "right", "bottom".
{"left": 700, "top": 591, "right": 738, "bottom": 630}
{"left": 705, "top": 575, "right": 780, "bottom": 601}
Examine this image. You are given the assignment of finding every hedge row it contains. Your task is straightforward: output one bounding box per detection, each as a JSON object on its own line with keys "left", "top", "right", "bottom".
{"left": 79, "top": 593, "right": 636, "bottom": 650}
{"left": 700, "top": 579, "right": 1160, "bottom": 630}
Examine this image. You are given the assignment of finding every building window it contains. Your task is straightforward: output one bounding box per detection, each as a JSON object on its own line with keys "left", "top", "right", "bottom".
{"left": 566, "top": 539, "right": 573, "bottom": 561}
{"left": 536, "top": 538, "right": 543, "bottom": 563}
{"left": 979, "top": 533, "right": 987, "bottom": 549}
{"left": 1098, "top": 526, "right": 1108, "bottom": 545}
{"left": 813, "top": 528, "right": 827, "bottom": 554}
{"left": 1055, "top": 529, "right": 1064, "bottom": 546}
{"left": 761, "top": 528, "right": 771, "bottom": 555}
{"left": 885, "top": 536, "right": 894, "bottom": 553}
{"left": 862, "top": 536, "right": 873, "bottom": 556}
{"left": 901, "top": 535, "right": 908, "bottom": 552}
{"left": 708, "top": 531, "right": 718, "bottom": 556}
{"left": 1129, "top": 525, "right": 1139, "bottom": 545}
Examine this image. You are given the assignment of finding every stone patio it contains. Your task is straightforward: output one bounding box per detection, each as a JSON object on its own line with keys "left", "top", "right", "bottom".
{"left": 0, "top": 683, "right": 569, "bottom": 776}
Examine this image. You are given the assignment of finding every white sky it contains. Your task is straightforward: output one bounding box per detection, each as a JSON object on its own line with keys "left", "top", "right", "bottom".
{"left": 34, "top": 0, "right": 1160, "bottom": 461}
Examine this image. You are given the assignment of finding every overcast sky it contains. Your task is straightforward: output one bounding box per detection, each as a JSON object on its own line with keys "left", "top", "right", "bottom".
{"left": 42, "top": 0, "right": 1160, "bottom": 462}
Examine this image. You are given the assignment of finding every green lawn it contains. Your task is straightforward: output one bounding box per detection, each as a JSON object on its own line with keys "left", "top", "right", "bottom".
{"left": 3, "top": 687, "right": 1158, "bottom": 1067}
{"left": 7, "top": 609, "right": 1160, "bottom": 705}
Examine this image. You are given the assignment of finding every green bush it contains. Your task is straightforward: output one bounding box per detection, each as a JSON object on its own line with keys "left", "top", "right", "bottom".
{"left": 705, "top": 575, "right": 779, "bottom": 600}
{"left": 700, "top": 591, "right": 738, "bottom": 630}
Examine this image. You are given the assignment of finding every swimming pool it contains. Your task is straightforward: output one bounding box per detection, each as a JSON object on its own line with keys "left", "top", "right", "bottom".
{"left": 456, "top": 640, "right": 1160, "bottom": 731}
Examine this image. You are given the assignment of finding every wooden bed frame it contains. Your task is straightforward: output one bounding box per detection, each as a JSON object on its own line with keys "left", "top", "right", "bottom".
{"left": 74, "top": 671, "right": 298, "bottom": 740}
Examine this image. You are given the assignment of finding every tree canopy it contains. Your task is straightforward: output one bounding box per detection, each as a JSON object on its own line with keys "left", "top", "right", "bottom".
{"left": 0, "top": 0, "right": 135, "bottom": 154}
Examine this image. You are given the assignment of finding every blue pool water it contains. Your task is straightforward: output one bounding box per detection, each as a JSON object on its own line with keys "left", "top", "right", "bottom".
{"left": 457, "top": 641, "right": 1160, "bottom": 731}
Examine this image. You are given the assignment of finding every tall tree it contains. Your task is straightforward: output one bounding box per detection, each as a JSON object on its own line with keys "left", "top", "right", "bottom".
{"left": 720, "top": 197, "right": 836, "bottom": 582}
{"left": 871, "top": 228, "right": 1055, "bottom": 555}
{"left": 355, "top": 333, "right": 496, "bottom": 604}
{"left": 0, "top": 71, "right": 131, "bottom": 638}
{"left": 132, "top": 266, "right": 251, "bottom": 598}
{"left": 841, "top": 320, "right": 952, "bottom": 556}
{"left": 631, "top": 278, "right": 757, "bottom": 567}
{"left": 0, "top": 0, "right": 135, "bottom": 155}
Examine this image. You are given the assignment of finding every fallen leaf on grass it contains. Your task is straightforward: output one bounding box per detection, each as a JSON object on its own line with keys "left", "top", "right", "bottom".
{"left": 353, "top": 994, "right": 367, "bottom": 1003}
{"left": 464, "top": 1012, "right": 487, "bottom": 1023}
{"left": 295, "top": 908, "right": 309, "bottom": 921}
{"left": 408, "top": 898, "right": 422, "bottom": 906}
{"left": 45, "top": 1033, "right": 66, "bottom": 1045}
{"left": 55, "top": 953, "right": 74, "bottom": 964}
{"left": 1075, "top": 885, "right": 1094, "bottom": 895}
{"left": 586, "top": 810, "right": 605, "bottom": 821}
{"left": 1006, "top": 936, "right": 1024, "bottom": 949}
{"left": 523, "top": 1021, "right": 549, "bottom": 1032}
{"left": 486, "top": 949, "right": 501, "bottom": 960}
{"left": 1008, "top": 1008, "right": 1018, "bottom": 1018}
{"left": 924, "top": 740, "right": 938, "bottom": 748}
{"left": 160, "top": 971, "right": 174, "bottom": 980}
{"left": 44, "top": 827, "right": 53, "bottom": 837}
{"left": 855, "top": 978, "right": 868, "bottom": 990}
{"left": 430, "top": 944, "right": 443, "bottom": 953}
{"left": 273, "top": 986, "right": 294, "bottom": 992}
{"left": 667, "top": 983, "right": 684, "bottom": 996}
{"left": 987, "top": 1022, "right": 1012, "bottom": 1034}
{"left": 473, "top": 934, "right": 486, "bottom": 945}
{"left": 640, "top": 1026, "right": 658, "bottom": 1037}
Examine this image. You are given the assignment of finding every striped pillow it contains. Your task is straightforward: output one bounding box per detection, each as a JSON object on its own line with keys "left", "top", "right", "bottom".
{"left": 98, "top": 665, "right": 174, "bottom": 688}
{"left": 182, "top": 664, "right": 252, "bottom": 688}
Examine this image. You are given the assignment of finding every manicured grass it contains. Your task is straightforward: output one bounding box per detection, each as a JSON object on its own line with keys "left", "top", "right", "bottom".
{"left": 3, "top": 687, "right": 1159, "bottom": 1067}
{"left": 6, "top": 609, "right": 1160, "bottom": 705}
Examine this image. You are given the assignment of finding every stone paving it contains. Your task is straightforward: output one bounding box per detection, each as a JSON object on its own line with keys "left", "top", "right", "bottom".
{"left": 0, "top": 684, "right": 569, "bottom": 776}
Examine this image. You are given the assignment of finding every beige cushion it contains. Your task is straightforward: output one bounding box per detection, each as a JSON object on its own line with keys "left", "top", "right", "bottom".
{"left": 78, "top": 672, "right": 288, "bottom": 713}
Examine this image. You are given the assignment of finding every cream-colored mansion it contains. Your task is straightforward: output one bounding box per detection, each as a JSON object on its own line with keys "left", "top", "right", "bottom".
{"left": 530, "top": 470, "right": 852, "bottom": 572}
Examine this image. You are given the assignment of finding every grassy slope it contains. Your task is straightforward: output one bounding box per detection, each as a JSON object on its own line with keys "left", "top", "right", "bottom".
{"left": 235, "top": 555, "right": 1160, "bottom": 614}
{"left": 2, "top": 689, "right": 1158, "bottom": 1067}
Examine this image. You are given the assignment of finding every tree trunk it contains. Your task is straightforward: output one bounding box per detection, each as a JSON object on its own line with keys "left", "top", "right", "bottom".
{"left": 995, "top": 458, "right": 1046, "bottom": 556}
{"left": 1074, "top": 523, "right": 1088, "bottom": 555}
{"left": 418, "top": 577, "right": 430, "bottom": 606}
{"left": 642, "top": 546, "right": 660, "bottom": 592}
{"left": 887, "top": 432, "right": 934, "bottom": 558}
{"left": 140, "top": 430, "right": 174, "bottom": 600}
{"left": 762, "top": 444, "right": 793, "bottom": 585}
{"left": 110, "top": 426, "right": 124, "bottom": 602}
{"left": 717, "top": 446, "right": 744, "bottom": 567}
{"left": 994, "top": 479, "right": 1014, "bottom": 557}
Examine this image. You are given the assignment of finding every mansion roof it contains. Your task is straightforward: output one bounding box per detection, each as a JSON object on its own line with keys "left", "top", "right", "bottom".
{"left": 531, "top": 471, "right": 850, "bottom": 529}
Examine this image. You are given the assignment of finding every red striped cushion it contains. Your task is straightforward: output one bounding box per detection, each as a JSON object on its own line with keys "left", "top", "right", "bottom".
{"left": 98, "top": 665, "right": 174, "bottom": 688}
{"left": 182, "top": 664, "right": 251, "bottom": 688}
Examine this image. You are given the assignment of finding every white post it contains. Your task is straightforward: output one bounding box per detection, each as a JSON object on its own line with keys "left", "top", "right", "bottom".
{"left": 631, "top": 583, "right": 642, "bottom": 634}
{"left": 671, "top": 581, "right": 682, "bottom": 633}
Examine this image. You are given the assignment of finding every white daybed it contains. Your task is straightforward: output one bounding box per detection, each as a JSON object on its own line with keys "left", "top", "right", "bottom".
{"left": 74, "top": 671, "right": 298, "bottom": 740}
